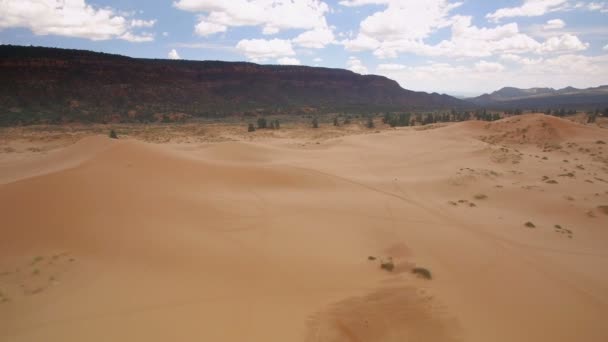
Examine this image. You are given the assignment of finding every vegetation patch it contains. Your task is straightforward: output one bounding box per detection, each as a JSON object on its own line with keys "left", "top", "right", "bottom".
{"left": 473, "top": 194, "right": 487, "bottom": 200}
{"left": 380, "top": 259, "right": 395, "bottom": 272}
{"left": 524, "top": 221, "right": 536, "bottom": 228}
{"left": 412, "top": 267, "right": 432, "bottom": 280}
{"left": 597, "top": 205, "right": 608, "bottom": 215}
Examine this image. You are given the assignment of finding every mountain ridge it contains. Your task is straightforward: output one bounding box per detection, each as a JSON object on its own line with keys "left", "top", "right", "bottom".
{"left": 468, "top": 85, "right": 608, "bottom": 109}
{"left": 0, "top": 45, "right": 466, "bottom": 125}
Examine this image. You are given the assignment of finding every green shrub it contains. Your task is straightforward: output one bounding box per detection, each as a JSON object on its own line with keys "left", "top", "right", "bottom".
{"left": 109, "top": 129, "right": 118, "bottom": 139}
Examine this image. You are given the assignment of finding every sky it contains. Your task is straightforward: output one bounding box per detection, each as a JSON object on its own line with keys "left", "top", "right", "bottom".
{"left": 1, "top": 1, "right": 607, "bottom": 96}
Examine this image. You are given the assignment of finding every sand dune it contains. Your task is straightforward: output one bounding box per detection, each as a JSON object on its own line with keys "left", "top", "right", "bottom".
{"left": 1, "top": 114, "right": 608, "bottom": 341}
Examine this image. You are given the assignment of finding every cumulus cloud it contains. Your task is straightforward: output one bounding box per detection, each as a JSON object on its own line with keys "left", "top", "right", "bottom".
{"left": 130, "top": 19, "right": 156, "bottom": 28}
{"left": 474, "top": 60, "right": 505, "bottom": 73}
{"left": 577, "top": 1, "right": 608, "bottom": 12}
{"left": 543, "top": 18, "right": 565, "bottom": 29}
{"left": 293, "top": 26, "right": 335, "bottom": 48}
{"left": 339, "top": 0, "right": 389, "bottom": 6}
{"left": 276, "top": 57, "right": 301, "bottom": 65}
{"left": 168, "top": 49, "right": 181, "bottom": 60}
{"left": 346, "top": 56, "right": 368, "bottom": 74}
{"left": 236, "top": 38, "right": 295, "bottom": 62}
{"left": 486, "top": 0, "right": 568, "bottom": 22}
{"left": 344, "top": 13, "right": 588, "bottom": 59}
{"left": 0, "top": 0, "right": 155, "bottom": 42}
{"left": 174, "top": 0, "right": 331, "bottom": 37}
{"left": 375, "top": 54, "right": 608, "bottom": 94}
{"left": 377, "top": 63, "right": 406, "bottom": 71}
{"left": 341, "top": 0, "right": 461, "bottom": 52}
{"left": 537, "top": 33, "right": 588, "bottom": 53}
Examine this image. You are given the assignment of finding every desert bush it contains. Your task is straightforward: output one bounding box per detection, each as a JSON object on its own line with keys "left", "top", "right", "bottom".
{"left": 274, "top": 120, "right": 280, "bottom": 129}
{"left": 524, "top": 221, "right": 536, "bottom": 228}
{"left": 248, "top": 123, "right": 255, "bottom": 132}
{"left": 366, "top": 117, "right": 374, "bottom": 129}
{"left": 368, "top": 256, "right": 376, "bottom": 261}
{"left": 412, "top": 267, "right": 432, "bottom": 280}
{"left": 257, "top": 117, "right": 267, "bottom": 129}
{"left": 474, "top": 194, "right": 487, "bottom": 200}
{"left": 312, "top": 117, "right": 319, "bottom": 128}
{"left": 380, "top": 259, "right": 394, "bottom": 272}
{"left": 109, "top": 129, "right": 118, "bottom": 139}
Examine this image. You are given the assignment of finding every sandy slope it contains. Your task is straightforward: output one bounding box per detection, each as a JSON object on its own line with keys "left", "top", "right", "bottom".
{"left": 1, "top": 114, "right": 608, "bottom": 341}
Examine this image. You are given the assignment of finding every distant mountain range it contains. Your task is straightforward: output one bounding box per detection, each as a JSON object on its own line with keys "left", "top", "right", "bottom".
{"left": 0, "top": 45, "right": 466, "bottom": 125}
{"left": 468, "top": 86, "right": 608, "bottom": 109}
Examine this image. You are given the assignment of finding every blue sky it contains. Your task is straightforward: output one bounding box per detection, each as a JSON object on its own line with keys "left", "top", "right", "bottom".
{"left": 1, "top": 0, "right": 607, "bottom": 96}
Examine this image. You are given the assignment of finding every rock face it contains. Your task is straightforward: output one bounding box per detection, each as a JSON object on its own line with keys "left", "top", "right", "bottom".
{"left": 468, "top": 86, "right": 608, "bottom": 109}
{"left": 0, "top": 45, "right": 465, "bottom": 125}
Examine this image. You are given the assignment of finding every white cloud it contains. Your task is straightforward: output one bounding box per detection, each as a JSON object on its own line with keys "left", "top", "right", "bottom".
{"left": 339, "top": 0, "right": 389, "bottom": 6}
{"left": 342, "top": 0, "right": 461, "bottom": 53}
{"left": 604, "top": 44, "right": 608, "bottom": 51}
{"left": 346, "top": 14, "right": 588, "bottom": 59}
{"left": 130, "top": 19, "right": 156, "bottom": 28}
{"left": 0, "top": 0, "right": 155, "bottom": 42}
{"left": 293, "top": 26, "right": 335, "bottom": 48}
{"left": 236, "top": 38, "right": 295, "bottom": 62}
{"left": 538, "top": 33, "right": 588, "bottom": 53}
{"left": 543, "top": 18, "right": 565, "bottom": 29}
{"left": 487, "top": 0, "right": 568, "bottom": 22}
{"left": 375, "top": 54, "right": 608, "bottom": 94}
{"left": 346, "top": 56, "right": 368, "bottom": 74}
{"left": 377, "top": 63, "right": 406, "bottom": 70}
{"left": 162, "top": 31, "right": 169, "bottom": 37}
{"left": 313, "top": 57, "right": 323, "bottom": 62}
{"left": 195, "top": 20, "right": 226, "bottom": 36}
{"left": 120, "top": 32, "right": 154, "bottom": 42}
{"left": 474, "top": 60, "right": 505, "bottom": 73}
{"left": 276, "top": 57, "right": 301, "bottom": 65}
{"left": 500, "top": 53, "right": 543, "bottom": 65}
{"left": 168, "top": 49, "right": 181, "bottom": 60}
{"left": 581, "top": 1, "right": 608, "bottom": 12}
{"left": 174, "top": 0, "right": 331, "bottom": 37}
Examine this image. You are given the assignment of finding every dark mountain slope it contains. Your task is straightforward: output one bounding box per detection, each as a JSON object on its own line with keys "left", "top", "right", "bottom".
{"left": 0, "top": 45, "right": 466, "bottom": 125}
{"left": 468, "top": 86, "right": 608, "bottom": 109}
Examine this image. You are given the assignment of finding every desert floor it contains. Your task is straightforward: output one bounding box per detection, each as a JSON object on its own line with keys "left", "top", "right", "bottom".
{"left": 1, "top": 114, "right": 608, "bottom": 341}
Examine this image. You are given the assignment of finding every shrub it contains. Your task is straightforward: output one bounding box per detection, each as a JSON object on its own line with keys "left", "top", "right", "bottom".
{"left": 412, "top": 267, "right": 432, "bottom": 280}
{"left": 524, "top": 221, "right": 536, "bottom": 228}
{"left": 274, "top": 120, "right": 280, "bottom": 129}
{"left": 474, "top": 194, "right": 487, "bottom": 200}
{"left": 380, "top": 259, "right": 394, "bottom": 272}
{"left": 109, "top": 129, "right": 118, "bottom": 139}
{"left": 312, "top": 117, "right": 319, "bottom": 128}
{"left": 368, "top": 256, "right": 376, "bottom": 261}
{"left": 257, "top": 117, "right": 267, "bottom": 129}
{"left": 248, "top": 123, "right": 256, "bottom": 132}
{"left": 366, "top": 117, "right": 374, "bottom": 129}
{"left": 333, "top": 117, "right": 339, "bottom": 126}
